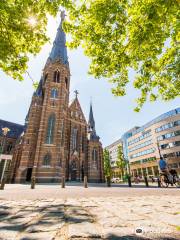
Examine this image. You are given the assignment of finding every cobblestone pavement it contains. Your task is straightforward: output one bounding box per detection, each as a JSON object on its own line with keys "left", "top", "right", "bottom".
{"left": 0, "top": 183, "right": 180, "bottom": 200}
{"left": 0, "top": 185, "right": 180, "bottom": 239}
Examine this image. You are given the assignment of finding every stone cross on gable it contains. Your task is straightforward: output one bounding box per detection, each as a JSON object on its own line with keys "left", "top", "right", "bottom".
{"left": 74, "top": 90, "right": 79, "bottom": 99}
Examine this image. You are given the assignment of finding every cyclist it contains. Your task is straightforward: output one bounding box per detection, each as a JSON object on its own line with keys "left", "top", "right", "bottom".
{"left": 158, "top": 157, "right": 173, "bottom": 183}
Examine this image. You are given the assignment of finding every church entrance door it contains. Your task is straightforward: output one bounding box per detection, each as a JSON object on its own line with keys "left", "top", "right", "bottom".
{"left": 71, "top": 170, "right": 77, "bottom": 181}
{"left": 26, "top": 168, "right": 32, "bottom": 182}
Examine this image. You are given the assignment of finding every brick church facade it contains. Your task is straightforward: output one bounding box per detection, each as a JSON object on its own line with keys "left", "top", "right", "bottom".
{"left": 11, "top": 13, "right": 104, "bottom": 183}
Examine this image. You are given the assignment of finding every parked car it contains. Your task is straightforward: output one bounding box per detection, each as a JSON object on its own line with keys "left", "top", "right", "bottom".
{"left": 111, "top": 177, "right": 121, "bottom": 183}
{"left": 148, "top": 175, "right": 158, "bottom": 182}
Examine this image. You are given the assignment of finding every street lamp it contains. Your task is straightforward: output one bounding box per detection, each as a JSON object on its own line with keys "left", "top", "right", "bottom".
{"left": 156, "top": 141, "right": 162, "bottom": 158}
{"left": 0, "top": 127, "right": 10, "bottom": 183}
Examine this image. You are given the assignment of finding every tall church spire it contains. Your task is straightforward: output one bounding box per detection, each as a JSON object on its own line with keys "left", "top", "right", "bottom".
{"left": 88, "top": 103, "right": 99, "bottom": 140}
{"left": 47, "top": 10, "right": 68, "bottom": 65}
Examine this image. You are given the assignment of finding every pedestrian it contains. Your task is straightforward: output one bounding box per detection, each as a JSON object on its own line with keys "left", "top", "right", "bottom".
{"left": 151, "top": 176, "right": 155, "bottom": 183}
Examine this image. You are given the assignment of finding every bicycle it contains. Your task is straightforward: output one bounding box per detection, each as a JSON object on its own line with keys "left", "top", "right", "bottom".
{"left": 159, "top": 172, "right": 180, "bottom": 188}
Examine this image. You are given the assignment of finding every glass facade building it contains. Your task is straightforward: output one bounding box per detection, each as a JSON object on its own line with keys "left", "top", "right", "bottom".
{"left": 127, "top": 107, "right": 180, "bottom": 177}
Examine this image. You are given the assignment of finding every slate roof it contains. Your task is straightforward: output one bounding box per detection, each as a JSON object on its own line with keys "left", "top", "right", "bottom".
{"left": 47, "top": 12, "right": 68, "bottom": 65}
{"left": 0, "top": 119, "right": 24, "bottom": 139}
{"left": 34, "top": 77, "right": 43, "bottom": 97}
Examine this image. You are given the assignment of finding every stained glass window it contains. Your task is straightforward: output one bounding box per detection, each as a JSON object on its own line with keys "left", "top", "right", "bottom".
{"left": 46, "top": 114, "right": 55, "bottom": 144}
{"left": 51, "top": 89, "right": 58, "bottom": 98}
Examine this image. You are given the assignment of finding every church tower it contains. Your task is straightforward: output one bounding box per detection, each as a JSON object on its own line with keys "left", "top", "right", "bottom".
{"left": 14, "top": 11, "right": 70, "bottom": 182}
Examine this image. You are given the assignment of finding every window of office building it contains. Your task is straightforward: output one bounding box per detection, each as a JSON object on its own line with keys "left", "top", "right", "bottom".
{"left": 160, "top": 141, "right": 180, "bottom": 150}
{"left": 128, "top": 131, "right": 151, "bottom": 146}
{"left": 163, "top": 152, "right": 175, "bottom": 158}
{"left": 157, "top": 130, "right": 180, "bottom": 141}
{"left": 155, "top": 120, "right": 180, "bottom": 133}
{"left": 172, "top": 163, "right": 178, "bottom": 168}
{"left": 130, "top": 148, "right": 155, "bottom": 159}
{"left": 129, "top": 139, "right": 152, "bottom": 152}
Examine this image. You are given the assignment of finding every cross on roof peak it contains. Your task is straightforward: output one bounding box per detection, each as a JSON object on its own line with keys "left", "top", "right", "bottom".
{"left": 74, "top": 90, "right": 79, "bottom": 99}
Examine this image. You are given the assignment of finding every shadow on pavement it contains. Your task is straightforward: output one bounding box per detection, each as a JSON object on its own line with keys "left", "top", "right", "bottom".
{"left": 106, "top": 234, "right": 179, "bottom": 240}
{"left": 0, "top": 202, "right": 94, "bottom": 234}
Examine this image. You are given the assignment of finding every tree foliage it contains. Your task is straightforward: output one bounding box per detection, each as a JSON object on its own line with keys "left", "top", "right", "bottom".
{"left": 64, "top": 0, "right": 180, "bottom": 110}
{"left": 0, "top": 0, "right": 71, "bottom": 81}
{"left": 116, "top": 145, "right": 127, "bottom": 178}
{"left": 103, "top": 148, "right": 112, "bottom": 177}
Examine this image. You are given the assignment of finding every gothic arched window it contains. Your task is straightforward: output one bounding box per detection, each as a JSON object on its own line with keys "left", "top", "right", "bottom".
{"left": 92, "top": 148, "right": 98, "bottom": 168}
{"left": 44, "top": 73, "right": 48, "bottom": 82}
{"left": 72, "top": 128, "right": 78, "bottom": 150}
{"left": 65, "top": 77, "right": 68, "bottom": 89}
{"left": 46, "top": 114, "right": 55, "bottom": 144}
{"left": 43, "top": 153, "right": 51, "bottom": 166}
{"left": 53, "top": 71, "right": 60, "bottom": 83}
{"left": 51, "top": 88, "right": 58, "bottom": 98}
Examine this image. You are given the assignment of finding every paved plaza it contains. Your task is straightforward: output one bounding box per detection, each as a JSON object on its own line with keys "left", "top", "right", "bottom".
{"left": 0, "top": 183, "right": 180, "bottom": 240}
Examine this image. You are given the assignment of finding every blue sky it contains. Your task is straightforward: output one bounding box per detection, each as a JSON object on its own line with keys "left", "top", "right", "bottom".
{"left": 0, "top": 16, "right": 179, "bottom": 147}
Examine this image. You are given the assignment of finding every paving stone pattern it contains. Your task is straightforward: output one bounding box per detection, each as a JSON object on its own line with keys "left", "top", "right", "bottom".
{"left": 0, "top": 196, "right": 180, "bottom": 240}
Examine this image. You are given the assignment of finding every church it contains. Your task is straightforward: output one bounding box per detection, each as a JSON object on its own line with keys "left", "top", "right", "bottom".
{"left": 11, "top": 13, "right": 104, "bottom": 183}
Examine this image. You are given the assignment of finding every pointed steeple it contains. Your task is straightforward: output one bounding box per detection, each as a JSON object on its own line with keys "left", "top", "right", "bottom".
{"left": 47, "top": 11, "right": 68, "bottom": 65}
{"left": 35, "top": 11, "right": 68, "bottom": 100}
{"left": 88, "top": 102, "right": 95, "bottom": 131}
{"left": 88, "top": 102, "right": 99, "bottom": 141}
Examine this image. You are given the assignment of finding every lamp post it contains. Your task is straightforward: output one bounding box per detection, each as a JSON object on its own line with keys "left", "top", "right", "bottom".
{"left": 0, "top": 127, "right": 10, "bottom": 183}
{"left": 156, "top": 141, "right": 163, "bottom": 180}
{"left": 156, "top": 141, "right": 162, "bottom": 158}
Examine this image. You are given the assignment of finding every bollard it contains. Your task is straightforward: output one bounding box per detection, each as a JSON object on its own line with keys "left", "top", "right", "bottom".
{"left": 107, "top": 176, "right": 111, "bottom": 187}
{"left": 61, "top": 176, "right": 65, "bottom": 188}
{"left": 84, "top": 176, "right": 88, "bottom": 188}
{"left": 127, "top": 176, "right": 132, "bottom": 187}
{"left": 157, "top": 177, "right": 161, "bottom": 188}
{"left": 0, "top": 177, "right": 6, "bottom": 190}
{"left": 31, "top": 176, "right": 36, "bottom": 189}
{"left": 144, "top": 176, "right": 149, "bottom": 187}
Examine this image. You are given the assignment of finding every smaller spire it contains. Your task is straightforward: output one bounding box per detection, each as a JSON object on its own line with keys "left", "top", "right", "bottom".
{"left": 88, "top": 102, "right": 99, "bottom": 141}
{"left": 88, "top": 102, "right": 95, "bottom": 131}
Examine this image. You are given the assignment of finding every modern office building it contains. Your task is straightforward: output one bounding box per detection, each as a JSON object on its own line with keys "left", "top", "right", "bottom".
{"left": 127, "top": 108, "right": 180, "bottom": 177}
{"left": 106, "top": 139, "right": 122, "bottom": 177}
{"left": 106, "top": 128, "right": 139, "bottom": 178}
{"left": 121, "top": 127, "right": 140, "bottom": 161}
{"left": 106, "top": 139, "right": 122, "bottom": 167}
